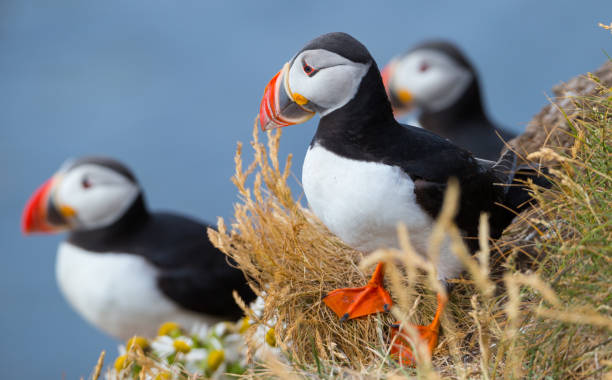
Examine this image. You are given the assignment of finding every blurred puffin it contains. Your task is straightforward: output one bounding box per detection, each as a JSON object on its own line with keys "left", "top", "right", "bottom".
{"left": 22, "top": 157, "right": 255, "bottom": 340}
{"left": 258, "top": 32, "right": 544, "bottom": 363}
{"left": 381, "top": 41, "right": 516, "bottom": 160}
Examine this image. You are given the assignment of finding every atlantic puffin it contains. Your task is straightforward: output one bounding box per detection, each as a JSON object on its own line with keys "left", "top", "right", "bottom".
{"left": 258, "top": 32, "right": 543, "bottom": 363}
{"left": 381, "top": 41, "right": 516, "bottom": 160}
{"left": 22, "top": 157, "right": 255, "bottom": 340}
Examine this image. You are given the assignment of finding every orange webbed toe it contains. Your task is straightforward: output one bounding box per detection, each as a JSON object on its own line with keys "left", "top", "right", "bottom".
{"left": 389, "top": 293, "right": 447, "bottom": 366}
{"left": 324, "top": 283, "right": 392, "bottom": 321}
{"left": 323, "top": 262, "right": 392, "bottom": 321}
{"left": 389, "top": 323, "right": 440, "bottom": 366}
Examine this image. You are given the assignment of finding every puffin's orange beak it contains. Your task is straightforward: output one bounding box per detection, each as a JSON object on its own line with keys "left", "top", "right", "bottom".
{"left": 259, "top": 62, "right": 315, "bottom": 131}
{"left": 381, "top": 60, "right": 414, "bottom": 116}
{"left": 22, "top": 177, "right": 69, "bottom": 234}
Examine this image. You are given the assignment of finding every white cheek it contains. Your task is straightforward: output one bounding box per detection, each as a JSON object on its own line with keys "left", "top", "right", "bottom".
{"left": 69, "top": 187, "right": 139, "bottom": 228}
{"left": 412, "top": 68, "right": 457, "bottom": 101}
{"left": 289, "top": 63, "right": 369, "bottom": 116}
{"left": 310, "top": 66, "right": 363, "bottom": 110}
{"left": 55, "top": 171, "right": 139, "bottom": 229}
{"left": 394, "top": 53, "right": 473, "bottom": 112}
{"left": 419, "top": 67, "right": 472, "bottom": 111}
{"left": 288, "top": 63, "right": 309, "bottom": 97}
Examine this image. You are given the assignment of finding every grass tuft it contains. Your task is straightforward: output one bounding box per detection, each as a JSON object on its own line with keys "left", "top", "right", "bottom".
{"left": 208, "top": 123, "right": 393, "bottom": 366}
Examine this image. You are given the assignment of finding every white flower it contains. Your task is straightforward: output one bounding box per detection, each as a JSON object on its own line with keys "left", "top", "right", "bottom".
{"left": 174, "top": 335, "right": 194, "bottom": 346}
{"left": 209, "top": 335, "right": 223, "bottom": 351}
{"left": 251, "top": 296, "right": 266, "bottom": 318}
{"left": 184, "top": 347, "right": 208, "bottom": 362}
{"left": 172, "top": 336, "right": 193, "bottom": 354}
{"left": 213, "top": 322, "right": 229, "bottom": 337}
{"left": 183, "top": 348, "right": 208, "bottom": 373}
{"left": 222, "top": 333, "right": 245, "bottom": 363}
{"left": 189, "top": 323, "right": 210, "bottom": 341}
{"left": 151, "top": 335, "right": 175, "bottom": 358}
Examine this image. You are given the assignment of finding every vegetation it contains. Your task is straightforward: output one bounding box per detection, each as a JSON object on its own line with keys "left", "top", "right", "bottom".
{"left": 98, "top": 63, "right": 611, "bottom": 380}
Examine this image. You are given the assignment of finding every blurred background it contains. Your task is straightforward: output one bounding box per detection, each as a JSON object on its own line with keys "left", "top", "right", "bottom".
{"left": 1, "top": 1, "right": 610, "bottom": 378}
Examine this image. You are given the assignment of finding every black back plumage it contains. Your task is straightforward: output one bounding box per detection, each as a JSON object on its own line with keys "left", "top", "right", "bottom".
{"left": 67, "top": 194, "right": 255, "bottom": 319}
{"left": 310, "top": 34, "right": 538, "bottom": 248}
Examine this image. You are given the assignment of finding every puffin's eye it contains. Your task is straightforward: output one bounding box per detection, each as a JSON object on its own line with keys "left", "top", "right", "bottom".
{"left": 302, "top": 61, "right": 319, "bottom": 77}
{"left": 82, "top": 177, "right": 92, "bottom": 189}
{"left": 419, "top": 62, "right": 430, "bottom": 72}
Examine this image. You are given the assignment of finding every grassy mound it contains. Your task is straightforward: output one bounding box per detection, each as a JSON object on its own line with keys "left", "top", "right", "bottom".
{"left": 514, "top": 80, "right": 612, "bottom": 378}
{"left": 210, "top": 65, "right": 612, "bottom": 378}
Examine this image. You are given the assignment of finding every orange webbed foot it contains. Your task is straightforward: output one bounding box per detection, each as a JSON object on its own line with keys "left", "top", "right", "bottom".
{"left": 389, "top": 322, "right": 440, "bottom": 366}
{"left": 323, "top": 262, "right": 392, "bottom": 321}
{"left": 389, "top": 294, "right": 447, "bottom": 366}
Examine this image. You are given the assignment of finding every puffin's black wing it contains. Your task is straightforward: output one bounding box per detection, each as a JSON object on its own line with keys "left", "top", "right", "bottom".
{"left": 389, "top": 124, "right": 512, "bottom": 241}
{"left": 68, "top": 206, "right": 256, "bottom": 319}
{"left": 142, "top": 213, "right": 256, "bottom": 318}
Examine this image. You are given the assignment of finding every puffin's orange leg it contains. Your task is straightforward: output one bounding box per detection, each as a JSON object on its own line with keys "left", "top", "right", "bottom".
{"left": 390, "top": 293, "right": 447, "bottom": 366}
{"left": 323, "top": 262, "right": 393, "bottom": 321}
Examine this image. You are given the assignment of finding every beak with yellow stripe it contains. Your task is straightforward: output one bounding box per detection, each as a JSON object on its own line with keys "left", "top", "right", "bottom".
{"left": 381, "top": 59, "right": 414, "bottom": 114}
{"left": 22, "top": 157, "right": 142, "bottom": 234}
{"left": 22, "top": 174, "right": 76, "bottom": 234}
{"left": 259, "top": 62, "right": 315, "bottom": 131}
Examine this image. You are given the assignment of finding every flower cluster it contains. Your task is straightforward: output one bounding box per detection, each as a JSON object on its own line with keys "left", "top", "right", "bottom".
{"left": 111, "top": 319, "right": 258, "bottom": 379}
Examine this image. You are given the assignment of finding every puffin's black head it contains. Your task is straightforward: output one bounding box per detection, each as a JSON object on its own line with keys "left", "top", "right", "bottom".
{"left": 381, "top": 40, "right": 477, "bottom": 114}
{"left": 22, "top": 157, "right": 143, "bottom": 234}
{"left": 297, "top": 32, "right": 372, "bottom": 64}
{"left": 259, "top": 32, "right": 383, "bottom": 130}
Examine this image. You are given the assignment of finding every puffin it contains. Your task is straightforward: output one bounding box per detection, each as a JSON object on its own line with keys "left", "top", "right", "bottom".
{"left": 22, "top": 157, "right": 255, "bottom": 340}
{"left": 381, "top": 41, "right": 516, "bottom": 160}
{"left": 258, "top": 32, "right": 544, "bottom": 363}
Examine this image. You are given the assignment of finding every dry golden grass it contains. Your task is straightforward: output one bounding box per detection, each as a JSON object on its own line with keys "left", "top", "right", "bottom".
{"left": 208, "top": 125, "right": 394, "bottom": 366}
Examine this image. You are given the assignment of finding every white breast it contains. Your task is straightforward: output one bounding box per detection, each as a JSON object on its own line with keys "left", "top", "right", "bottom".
{"left": 302, "top": 144, "right": 463, "bottom": 280}
{"left": 56, "top": 242, "right": 220, "bottom": 340}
